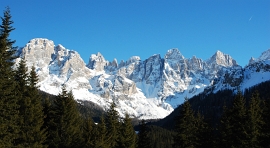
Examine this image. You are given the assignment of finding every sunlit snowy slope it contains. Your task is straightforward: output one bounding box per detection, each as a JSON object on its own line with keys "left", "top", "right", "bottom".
{"left": 15, "top": 38, "right": 270, "bottom": 119}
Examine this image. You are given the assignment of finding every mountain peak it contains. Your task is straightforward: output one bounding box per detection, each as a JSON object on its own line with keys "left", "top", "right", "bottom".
{"left": 249, "top": 57, "right": 256, "bottom": 65}
{"left": 87, "top": 52, "right": 108, "bottom": 71}
{"left": 207, "top": 50, "right": 238, "bottom": 67}
{"left": 258, "top": 49, "right": 270, "bottom": 61}
{"left": 27, "top": 38, "right": 54, "bottom": 46}
{"left": 165, "top": 48, "right": 184, "bottom": 60}
{"left": 127, "top": 56, "right": 140, "bottom": 64}
{"left": 215, "top": 50, "right": 223, "bottom": 55}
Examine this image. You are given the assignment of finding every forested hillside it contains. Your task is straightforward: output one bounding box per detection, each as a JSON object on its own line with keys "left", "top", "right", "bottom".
{"left": 1, "top": 7, "right": 270, "bottom": 148}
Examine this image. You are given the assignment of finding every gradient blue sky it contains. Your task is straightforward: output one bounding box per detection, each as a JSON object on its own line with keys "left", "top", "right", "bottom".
{"left": 1, "top": 0, "right": 270, "bottom": 66}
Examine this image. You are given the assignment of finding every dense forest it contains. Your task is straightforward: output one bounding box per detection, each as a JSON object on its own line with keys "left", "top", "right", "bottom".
{"left": 1, "top": 7, "right": 270, "bottom": 148}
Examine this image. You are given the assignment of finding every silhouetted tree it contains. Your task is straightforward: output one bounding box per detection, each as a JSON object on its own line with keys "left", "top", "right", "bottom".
{"left": 0, "top": 7, "right": 19, "bottom": 147}
{"left": 118, "top": 113, "right": 136, "bottom": 148}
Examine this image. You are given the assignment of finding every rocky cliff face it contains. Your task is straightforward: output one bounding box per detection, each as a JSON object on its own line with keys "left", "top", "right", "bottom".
{"left": 15, "top": 38, "right": 270, "bottom": 119}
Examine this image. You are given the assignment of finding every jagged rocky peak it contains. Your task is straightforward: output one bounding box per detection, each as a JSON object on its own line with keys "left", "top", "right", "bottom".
{"left": 143, "top": 54, "right": 163, "bottom": 84}
{"left": 106, "top": 58, "right": 118, "bottom": 72}
{"left": 54, "top": 44, "right": 70, "bottom": 59}
{"left": 113, "top": 75, "right": 137, "bottom": 95}
{"left": 55, "top": 44, "right": 65, "bottom": 51}
{"left": 28, "top": 38, "right": 54, "bottom": 46}
{"left": 110, "top": 58, "right": 118, "bottom": 67}
{"left": 87, "top": 52, "right": 108, "bottom": 71}
{"left": 207, "top": 50, "right": 238, "bottom": 67}
{"left": 189, "top": 55, "right": 204, "bottom": 70}
{"left": 249, "top": 57, "right": 256, "bottom": 65}
{"left": 258, "top": 49, "right": 270, "bottom": 61}
{"left": 165, "top": 48, "right": 184, "bottom": 60}
{"left": 23, "top": 38, "right": 55, "bottom": 55}
{"left": 248, "top": 49, "right": 270, "bottom": 65}
{"left": 119, "top": 60, "right": 126, "bottom": 67}
{"left": 21, "top": 38, "right": 55, "bottom": 67}
{"left": 127, "top": 56, "right": 140, "bottom": 65}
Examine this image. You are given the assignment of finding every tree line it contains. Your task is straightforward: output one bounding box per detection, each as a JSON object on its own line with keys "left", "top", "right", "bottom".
{"left": 172, "top": 89, "right": 270, "bottom": 148}
{"left": 1, "top": 7, "right": 270, "bottom": 148}
{"left": 0, "top": 7, "right": 141, "bottom": 148}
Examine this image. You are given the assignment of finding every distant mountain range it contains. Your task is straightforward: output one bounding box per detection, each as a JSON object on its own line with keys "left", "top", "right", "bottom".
{"left": 15, "top": 38, "right": 270, "bottom": 119}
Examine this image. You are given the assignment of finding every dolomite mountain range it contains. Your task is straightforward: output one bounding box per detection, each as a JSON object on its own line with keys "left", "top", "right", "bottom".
{"left": 14, "top": 38, "right": 270, "bottom": 119}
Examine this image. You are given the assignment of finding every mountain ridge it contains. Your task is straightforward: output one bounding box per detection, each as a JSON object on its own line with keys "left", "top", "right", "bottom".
{"left": 15, "top": 38, "right": 270, "bottom": 119}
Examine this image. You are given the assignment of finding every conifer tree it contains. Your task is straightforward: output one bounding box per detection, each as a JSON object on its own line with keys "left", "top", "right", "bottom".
{"left": 118, "top": 113, "right": 136, "bottom": 148}
{"left": 82, "top": 117, "right": 94, "bottom": 148}
{"left": 261, "top": 96, "right": 270, "bottom": 147}
{"left": 14, "top": 58, "right": 28, "bottom": 94}
{"left": 0, "top": 7, "right": 19, "bottom": 147}
{"left": 138, "top": 119, "right": 151, "bottom": 148}
{"left": 105, "top": 102, "right": 120, "bottom": 148}
{"left": 15, "top": 63, "right": 47, "bottom": 147}
{"left": 173, "top": 99, "right": 197, "bottom": 148}
{"left": 48, "top": 87, "right": 82, "bottom": 148}
{"left": 195, "top": 112, "right": 213, "bottom": 148}
{"left": 42, "top": 97, "right": 52, "bottom": 146}
{"left": 219, "top": 90, "right": 247, "bottom": 148}
{"left": 92, "top": 115, "right": 107, "bottom": 148}
{"left": 219, "top": 105, "right": 232, "bottom": 147}
{"left": 27, "top": 66, "right": 47, "bottom": 147}
{"left": 246, "top": 91, "right": 263, "bottom": 147}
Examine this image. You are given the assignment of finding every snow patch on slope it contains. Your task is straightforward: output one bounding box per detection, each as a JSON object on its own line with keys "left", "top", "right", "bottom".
{"left": 16, "top": 38, "right": 270, "bottom": 119}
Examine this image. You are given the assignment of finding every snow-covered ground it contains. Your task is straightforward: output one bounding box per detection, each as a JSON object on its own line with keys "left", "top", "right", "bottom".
{"left": 16, "top": 38, "right": 270, "bottom": 119}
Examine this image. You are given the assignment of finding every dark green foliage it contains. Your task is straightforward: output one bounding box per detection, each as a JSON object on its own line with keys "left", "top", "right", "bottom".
{"left": 118, "top": 113, "right": 136, "bottom": 148}
{"left": 158, "top": 89, "right": 235, "bottom": 130}
{"left": 173, "top": 99, "right": 197, "bottom": 148}
{"left": 105, "top": 102, "right": 120, "bottom": 148}
{"left": 219, "top": 90, "right": 247, "bottom": 148}
{"left": 0, "top": 7, "right": 16, "bottom": 57}
{"left": 146, "top": 125, "right": 175, "bottom": 148}
{"left": 77, "top": 100, "right": 105, "bottom": 122}
{"left": 1, "top": 6, "right": 270, "bottom": 147}
{"left": 15, "top": 64, "right": 47, "bottom": 147}
{"left": 42, "top": 97, "right": 51, "bottom": 145}
{"left": 82, "top": 118, "right": 95, "bottom": 148}
{"left": 93, "top": 115, "right": 108, "bottom": 148}
{"left": 195, "top": 112, "right": 213, "bottom": 148}
{"left": 219, "top": 105, "right": 234, "bottom": 147}
{"left": 261, "top": 96, "right": 270, "bottom": 147}
{"left": 47, "top": 87, "right": 82, "bottom": 148}
{"left": 246, "top": 91, "right": 263, "bottom": 147}
{"left": 138, "top": 120, "right": 151, "bottom": 148}
{"left": 0, "top": 7, "right": 19, "bottom": 147}
{"left": 14, "top": 58, "right": 28, "bottom": 94}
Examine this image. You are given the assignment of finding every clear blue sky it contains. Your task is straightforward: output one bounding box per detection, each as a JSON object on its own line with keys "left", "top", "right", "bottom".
{"left": 1, "top": 0, "right": 270, "bottom": 66}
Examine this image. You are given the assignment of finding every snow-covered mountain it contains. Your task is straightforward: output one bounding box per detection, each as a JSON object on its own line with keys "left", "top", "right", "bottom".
{"left": 211, "top": 49, "right": 270, "bottom": 93}
{"left": 15, "top": 38, "right": 270, "bottom": 119}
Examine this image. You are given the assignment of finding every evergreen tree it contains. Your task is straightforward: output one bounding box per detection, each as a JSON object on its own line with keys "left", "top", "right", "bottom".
{"left": 195, "top": 112, "right": 213, "bottom": 148}
{"left": 246, "top": 91, "right": 263, "bottom": 147}
{"left": 82, "top": 117, "right": 94, "bottom": 148}
{"left": 42, "top": 97, "right": 52, "bottom": 146}
{"left": 145, "top": 125, "right": 175, "bottom": 148}
{"left": 14, "top": 58, "right": 28, "bottom": 94}
{"left": 219, "top": 104, "right": 232, "bottom": 147}
{"left": 0, "top": 7, "right": 19, "bottom": 147}
{"left": 219, "top": 90, "right": 247, "bottom": 148}
{"left": 15, "top": 63, "right": 47, "bottom": 147}
{"left": 26, "top": 66, "right": 47, "bottom": 147}
{"left": 105, "top": 102, "right": 120, "bottom": 148}
{"left": 138, "top": 119, "right": 151, "bottom": 148}
{"left": 261, "top": 96, "right": 270, "bottom": 147}
{"left": 92, "top": 115, "right": 107, "bottom": 148}
{"left": 118, "top": 113, "right": 136, "bottom": 148}
{"left": 48, "top": 87, "right": 82, "bottom": 148}
{"left": 173, "top": 99, "right": 197, "bottom": 148}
